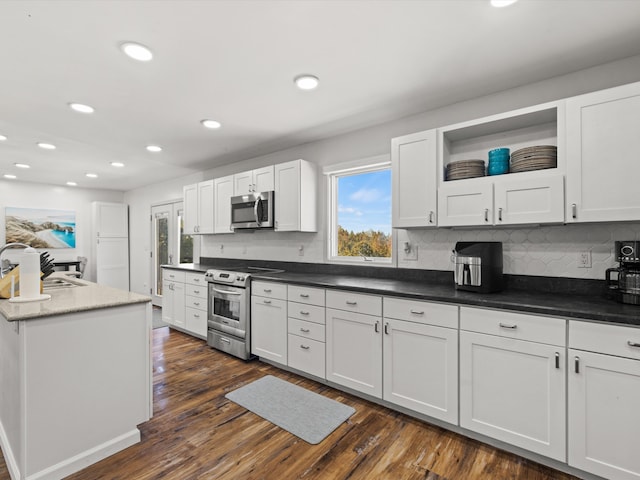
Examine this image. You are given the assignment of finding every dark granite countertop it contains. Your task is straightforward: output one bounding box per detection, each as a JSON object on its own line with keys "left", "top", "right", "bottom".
{"left": 165, "top": 259, "right": 640, "bottom": 327}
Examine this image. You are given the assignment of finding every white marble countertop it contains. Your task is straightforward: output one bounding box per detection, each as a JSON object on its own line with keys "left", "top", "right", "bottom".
{"left": 0, "top": 273, "right": 151, "bottom": 321}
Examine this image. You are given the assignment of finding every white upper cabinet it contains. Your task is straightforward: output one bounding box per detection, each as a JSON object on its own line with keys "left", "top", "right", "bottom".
{"left": 214, "top": 175, "right": 234, "bottom": 234}
{"left": 274, "top": 159, "right": 317, "bottom": 232}
{"left": 233, "top": 166, "right": 274, "bottom": 195}
{"left": 566, "top": 81, "right": 640, "bottom": 223}
{"left": 183, "top": 180, "right": 214, "bottom": 234}
{"left": 437, "top": 102, "right": 566, "bottom": 227}
{"left": 391, "top": 129, "right": 437, "bottom": 228}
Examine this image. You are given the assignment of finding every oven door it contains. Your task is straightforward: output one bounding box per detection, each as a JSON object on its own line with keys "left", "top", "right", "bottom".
{"left": 208, "top": 283, "right": 248, "bottom": 338}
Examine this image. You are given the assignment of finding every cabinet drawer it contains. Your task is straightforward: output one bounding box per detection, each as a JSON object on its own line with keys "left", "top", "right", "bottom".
{"left": 186, "top": 272, "right": 206, "bottom": 286}
{"left": 288, "top": 334, "right": 325, "bottom": 379}
{"left": 326, "top": 290, "right": 382, "bottom": 317}
{"left": 384, "top": 297, "right": 458, "bottom": 329}
{"left": 185, "top": 307, "right": 207, "bottom": 338}
{"left": 287, "top": 301, "right": 325, "bottom": 324}
{"left": 185, "top": 295, "right": 206, "bottom": 311}
{"left": 288, "top": 285, "right": 325, "bottom": 306}
{"left": 163, "top": 269, "right": 185, "bottom": 282}
{"left": 460, "top": 307, "right": 566, "bottom": 346}
{"left": 288, "top": 317, "right": 325, "bottom": 342}
{"left": 185, "top": 284, "right": 207, "bottom": 298}
{"left": 252, "top": 281, "right": 287, "bottom": 300}
{"left": 570, "top": 320, "right": 640, "bottom": 360}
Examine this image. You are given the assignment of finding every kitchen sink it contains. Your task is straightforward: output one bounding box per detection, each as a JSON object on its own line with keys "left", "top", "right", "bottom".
{"left": 42, "top": 278, "right": 85, "bottom": 290}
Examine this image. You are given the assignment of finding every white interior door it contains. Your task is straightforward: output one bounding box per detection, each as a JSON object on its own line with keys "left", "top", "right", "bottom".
{"left": 151, "top": 201, "right": 193, "bottom": 306}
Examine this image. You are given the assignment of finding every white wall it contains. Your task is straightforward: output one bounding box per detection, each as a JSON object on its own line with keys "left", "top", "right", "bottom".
{"left": 194, "top": 54, "right": 640, "bottom": 280}
{"left": 0, "top": 180, "right": 123, "bottom": 281}
{"left": 123, "top": 172, "right": 203, "bottom": 295}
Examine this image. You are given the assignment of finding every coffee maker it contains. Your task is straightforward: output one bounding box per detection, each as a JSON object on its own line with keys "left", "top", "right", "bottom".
{"left": 453, "top": 241, "right": 504, "bottom": 293}
{"left": 606, "top": 241, "right": 640, "bottom": 305}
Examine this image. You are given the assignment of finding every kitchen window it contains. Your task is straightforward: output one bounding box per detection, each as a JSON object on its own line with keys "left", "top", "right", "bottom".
{"left": 326, "top": 156, "right": 393, "bottom": 264}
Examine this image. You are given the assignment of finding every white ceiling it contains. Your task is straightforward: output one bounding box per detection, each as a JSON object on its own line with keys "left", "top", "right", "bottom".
{"left": 2, "top": 0, "right": 640, "bottom": 191}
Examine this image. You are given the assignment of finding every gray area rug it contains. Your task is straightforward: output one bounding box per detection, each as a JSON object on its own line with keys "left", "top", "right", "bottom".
{"left": 225, "top": 375, "right": 355, "bottom": 444}
{"left": 152, "top": 306, "right": 168, "bottom": 329}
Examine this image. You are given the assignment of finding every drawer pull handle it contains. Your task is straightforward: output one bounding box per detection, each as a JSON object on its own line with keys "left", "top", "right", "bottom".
{"left": 300, "top": 344, "right": 310, "bottom": 350}
{"left": 220, "top": 337, "right": 231, "bottom": 344}
{"left": 300, "top": 311, "right": 310, "bottom": 315}
{"left": 193, "top": 278, "right": 200, "bottom": 282}
{"left": 410, "top": 310, "right": 424, "bottom": 315}
{"left": 429, "top": 211, "right": 434, "bottom": 223}
{"left": 498, "top": 207, "right": 503, "bottom": 222}
{"left": 193, "top": 290, "right": 200, "bottom": 294}
{"left": 194, "top": 314, "right": 200, "bottom": 318}
{"left": 484, "top": 208, "right": 489, "bottom": 223}
{"left": 263, "top": 300, "right": 272, "bottom": 304}
{"left": 499, "top": 323, "right": 517, "bottom": 329}
{"left": 555, "top": 352, "right": 560, "bottom": 369}
{"left": 346, "top": 301, "right": 358, "bottom": 306}
{"left": 574, "top": 356, "right": 580, "bottom": 374}
{"left": 300, "top": 328, "right": 310, "bottom": 333}
{"left": 571, "top": 203, "right": 577, "bottom": 219}
{"left": 384, "top": 322, "right": 390, "bottom": 335}
{"left": 263, "top": 289, "right": 272, "bottom": 293}
{"left": 628, "top": 341, "right": 640, "bottom": 348}
{"left": 300, "top": 294, "right": 310, "bottom": 298}
{"left": 193, "top": 302, "right": 200, "bottom": 306}
{"left": 374, "top": 321, "right": 380, "bottom": 333}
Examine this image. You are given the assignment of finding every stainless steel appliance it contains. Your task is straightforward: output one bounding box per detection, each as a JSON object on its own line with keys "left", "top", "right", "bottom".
{"left": 205, "top": 268, "right": 253, "bottom": 360}
{"left": 230, "top": 191, "right": 274, "bottom": 230}
{"left": 606, "top": 241, "right": 640, "bottom": 305}
{"left": 453, "top": 241, "right": 503, "bottom": 293}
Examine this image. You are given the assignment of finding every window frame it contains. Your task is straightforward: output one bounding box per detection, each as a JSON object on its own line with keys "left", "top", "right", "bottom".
{"left": 324, "top": 155, "right": 396, "bottom": 266}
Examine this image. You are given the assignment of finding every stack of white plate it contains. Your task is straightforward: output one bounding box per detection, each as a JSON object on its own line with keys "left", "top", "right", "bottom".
{"left": 510, "top": 145, "right": 557, "bottom": 173}
{"left": 445, "top": 159, "right": 485, "bottom": 180}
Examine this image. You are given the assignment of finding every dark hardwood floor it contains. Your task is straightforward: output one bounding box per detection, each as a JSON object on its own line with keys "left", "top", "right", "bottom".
{"left": 0, "top": 327, "right": 581, "bottom": 480}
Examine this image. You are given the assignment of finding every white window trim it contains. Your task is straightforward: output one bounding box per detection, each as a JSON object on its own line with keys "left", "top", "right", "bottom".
{"left": 324, "top": 154, "right": 396, "bottom": 266}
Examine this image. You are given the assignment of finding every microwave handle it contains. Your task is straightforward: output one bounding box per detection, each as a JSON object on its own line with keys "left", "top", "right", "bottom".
{"left": 254, "top": 197, "right": 263, "bottom": 227}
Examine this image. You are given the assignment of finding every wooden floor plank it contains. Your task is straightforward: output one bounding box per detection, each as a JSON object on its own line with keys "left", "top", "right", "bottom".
{"left": 0, "top": 327, "right": 581, "bottom": 480}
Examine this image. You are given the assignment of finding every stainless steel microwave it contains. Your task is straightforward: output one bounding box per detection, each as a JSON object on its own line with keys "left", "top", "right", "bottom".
{"left": 230, "top": 191, "right": 274, "bottom": 229}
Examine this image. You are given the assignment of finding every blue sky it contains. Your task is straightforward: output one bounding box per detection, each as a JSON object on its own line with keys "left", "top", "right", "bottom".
{"left": 337, "top": 169, "right": 391, "bottom": 234}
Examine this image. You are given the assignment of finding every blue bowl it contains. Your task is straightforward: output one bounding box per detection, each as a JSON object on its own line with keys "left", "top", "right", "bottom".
{"left": 488, "top": 162, "right": 509, "bottom": 175}
{"left": 489, "top": 147, "right": 510, "bottom": 157}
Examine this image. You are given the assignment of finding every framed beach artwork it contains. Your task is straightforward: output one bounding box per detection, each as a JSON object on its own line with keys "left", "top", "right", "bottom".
{"left": 5, "top": 207, "right": 76, "bottom": 249}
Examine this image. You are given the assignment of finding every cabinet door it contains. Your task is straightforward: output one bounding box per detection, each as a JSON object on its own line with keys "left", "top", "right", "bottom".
{"left": 383, "top": 319, "right": 458, "bottom": 424}
{"left": 96, "top": 237, "right": 129, "bottom": 289}
{"left": 197, "top": 180, "right": 215, "bottom": 234}
{"left": 171, "top": 282, "right": 185, "bottom": 328}
{"left": 392, "top": 130, "right": 437, "bottom": 228}
{"left": 568, "top": 349, "right": 640, "bottom": 480}
{"left": 459, "top": 331, "right": 566, "bottom": 461}
{"left": 437, "top": 181, "right": 493, "bottom": 227}
{"left": 233, "top": 171, "right": 254, "bottom": 195}
{"left": 183, "top": 183, "right": 199, "bottom": 234}
{"left": 494, "top": 174, "right": 565, "bottom": 225}
{"left": 274, "top": 160, "right": 300, "bottom": 232}
{"left": 251, "top": 296, "right": 287, "bottom": 365}
{"left": 214, "top": 175, "right": 234, "bottom": 234}
{"left": 185, "top": 307, "right": 207, "bottom": 338}
{"left": 326, "top": 308, "right": 382, "bottom": 398}
{"left": 161, "top": 280, "right": 175, "bottom": 325}
{"left": 566, "top": 82, "right": 640, "bottom": 223}
{"left": 93, "top": 202, "right": 128, "bottom": 237}
{"left": 253, "top": 165, "right": 275, "bottom": 192}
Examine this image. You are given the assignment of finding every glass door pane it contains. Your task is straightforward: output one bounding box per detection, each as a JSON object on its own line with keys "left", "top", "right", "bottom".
{"left": 177, "top": 207, "right": 193, "bottom": 263}
{"left": 155, "top": 212, "right": 170, "bottom": 296}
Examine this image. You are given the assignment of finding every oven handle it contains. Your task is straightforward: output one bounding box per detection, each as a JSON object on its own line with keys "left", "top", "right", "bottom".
{"left": 253, "top": 197, "right": 263, "bottom": 227}
{"left": 210, "top": 287, "right": 243, "bottom": 296}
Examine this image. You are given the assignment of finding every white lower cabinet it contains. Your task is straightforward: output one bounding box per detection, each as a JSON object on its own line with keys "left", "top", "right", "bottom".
{"left": 184, "top": 273, "right": 207, "bottom": 338}
{"left": 251, "top": 282, "right": 287, "bottom": 365}
{"left": 568, "top": 320, "right": 640, "bottom": 480}
{"left": 287, "top": 285, "right": 326, "bottom": 378}
{"left": 161, "top": 278, "right": 185, "bottom": 328}
{"left": 459, "top": 307, "right": 566, "bottom": 461}
{"left": 383, "top": 298, "right": 459, "bottom": 424}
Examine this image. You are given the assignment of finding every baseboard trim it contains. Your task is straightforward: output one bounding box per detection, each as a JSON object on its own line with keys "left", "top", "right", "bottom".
{"left": 0, "top": 419, "right": 20, "bottom": 480}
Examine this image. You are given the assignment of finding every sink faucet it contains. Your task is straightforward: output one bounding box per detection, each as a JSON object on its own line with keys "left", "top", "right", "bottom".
{"left": 0, "top": 242, "right": 30, "bottom": 278}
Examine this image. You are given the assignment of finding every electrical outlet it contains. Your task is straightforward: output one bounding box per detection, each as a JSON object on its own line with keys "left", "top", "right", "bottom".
{"left": 298, "top": 245, "right": 304, "bottom": 256}
{"left": 578, "top": 250, "right": 592, "bottom": 268}
{"left": 404, "top": 244, "right": 418, "bottom": 261}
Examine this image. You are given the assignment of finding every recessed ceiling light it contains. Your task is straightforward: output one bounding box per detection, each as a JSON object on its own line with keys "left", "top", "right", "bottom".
{"left": 66, "top": 181, "right": 77, "bottom": 186}
{"left": 121, "top": 42, "right": 153, "bottom": 62}
{"left": 69, "top": 102, "right": 95, "bottom": 114}
{"left": 3, "top": 174, "right": 17, "bottom": 179}
{"left": 86, "top": 173, "right": 98, "bottom": 178}
{"left": 294, "top": 74, "right": 319, "bottom": 91}
{"left": 201, "top": 119, "right": 222, "bottom": 129}
{"left": 14, "top": 163, "right": 30, "bottom": 169}
{"left": 0, "top": 134, "right": 7, "bottom": 141}
{"left": 490, "top": 0, "right": 518, "bottom": 6}
{"left": 110, "top": 162, "right": 125, "bottom": 167}
{"left": 146, "top": 145, "right": 162, "bottom": 153}
{"left": 37, "top": 142, "right": 56, "bottom": 150}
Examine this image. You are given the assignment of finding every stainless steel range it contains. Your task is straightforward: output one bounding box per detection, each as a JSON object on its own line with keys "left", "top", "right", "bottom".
{"left": 205, "top": 266, "right": 283, "bottom": 360}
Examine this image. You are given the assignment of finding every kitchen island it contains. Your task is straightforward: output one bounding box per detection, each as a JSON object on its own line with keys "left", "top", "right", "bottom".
{"left": 0, "top": 274, "right": 152, "bottom": 480}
